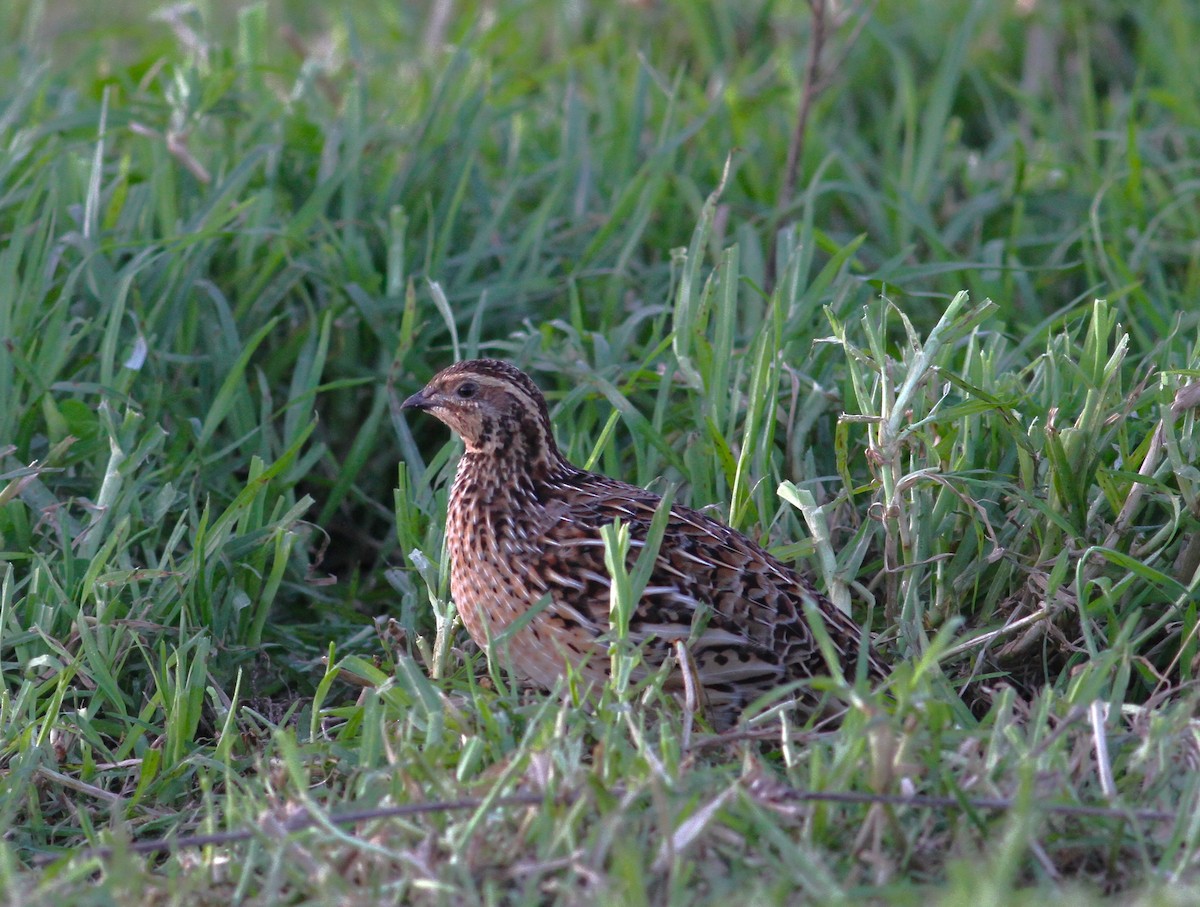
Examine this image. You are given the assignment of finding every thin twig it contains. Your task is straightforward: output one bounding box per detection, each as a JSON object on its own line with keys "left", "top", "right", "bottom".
{"left": 766, "top": 1, "right": 875, "bottom": 290}
{"left": 35, "top": 767, "right": 125, "bottom": 805}
{"left": 33, "top": 794, "right": 545, "bottom": 865}
{"left": 35, "top": 775, "right": 1184, "bottom": 867}
{"left": 778, "top": 0, "right": 829, "bottom": 220}
{"left": 766, "top": 0, "right": 829, "bottom": 292}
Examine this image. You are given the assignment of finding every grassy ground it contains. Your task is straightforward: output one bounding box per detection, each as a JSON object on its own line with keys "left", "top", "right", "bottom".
{"left": 2, "top": 0, "right": 1199, "bottom": 902}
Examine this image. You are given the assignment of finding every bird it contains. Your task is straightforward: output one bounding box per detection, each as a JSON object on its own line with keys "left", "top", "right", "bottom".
{"left": 402, "top": 358, "right": 884, "bottom": 728}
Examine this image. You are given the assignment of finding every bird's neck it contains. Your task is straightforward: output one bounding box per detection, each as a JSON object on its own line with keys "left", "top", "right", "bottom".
{"left": 455, "top": 439, "right": 573, "bottom": 501}
{"left": 463, "top": 408, "right": 573, "bottom": 482}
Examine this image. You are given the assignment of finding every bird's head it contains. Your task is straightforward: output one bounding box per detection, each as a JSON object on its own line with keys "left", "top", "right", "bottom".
{"left": 402, "top": 359, "right": 561, "bottom": 462}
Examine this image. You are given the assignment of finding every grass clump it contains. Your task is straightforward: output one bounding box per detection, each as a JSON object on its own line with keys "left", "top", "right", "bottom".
{"left": 1, "top": 0, "right": 1199, "bottom": 903}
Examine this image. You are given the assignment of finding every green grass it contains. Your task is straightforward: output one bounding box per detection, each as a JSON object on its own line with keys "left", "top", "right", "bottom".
{"left": 1, "top": 0, "right": 1199, "bottom": 902}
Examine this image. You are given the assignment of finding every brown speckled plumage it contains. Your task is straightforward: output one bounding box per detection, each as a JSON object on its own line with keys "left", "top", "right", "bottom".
{"left": 403, "top": 359, "right": 884, "bottom": 727}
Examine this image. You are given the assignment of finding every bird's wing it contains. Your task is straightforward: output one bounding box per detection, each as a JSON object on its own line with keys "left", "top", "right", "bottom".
{"left": 524, "top": 473, "right": 879, "bottom": 707}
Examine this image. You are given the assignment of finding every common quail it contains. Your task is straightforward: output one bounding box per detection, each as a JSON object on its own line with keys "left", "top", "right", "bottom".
{"left": 403, "top": 359, "right": 883, "bottom": 726}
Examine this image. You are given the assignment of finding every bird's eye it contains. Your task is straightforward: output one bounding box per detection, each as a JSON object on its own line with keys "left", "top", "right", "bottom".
{"left": 456, "top": 381, "right": 478, "bottom": 399}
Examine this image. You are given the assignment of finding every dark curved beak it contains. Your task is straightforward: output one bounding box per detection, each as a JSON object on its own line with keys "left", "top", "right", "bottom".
{"left": 402, "top": 389, "right": 432, "bottom": 411}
